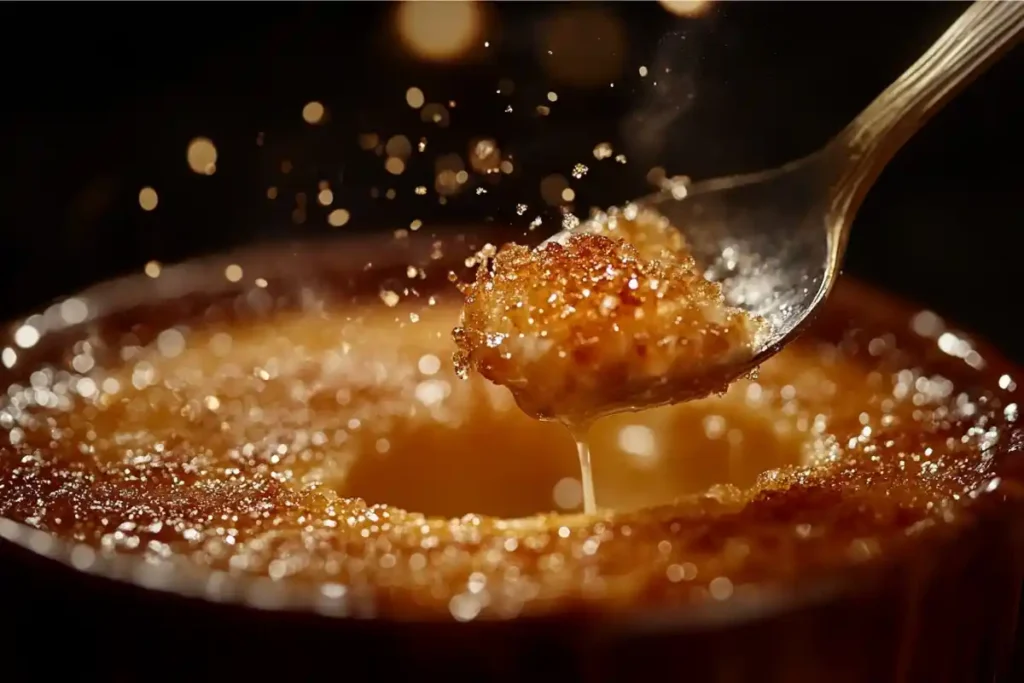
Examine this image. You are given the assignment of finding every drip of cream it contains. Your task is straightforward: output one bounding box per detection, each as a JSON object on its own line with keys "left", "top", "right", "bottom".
{"left": 569, "top": 424, "right": 597, "bottom": 515}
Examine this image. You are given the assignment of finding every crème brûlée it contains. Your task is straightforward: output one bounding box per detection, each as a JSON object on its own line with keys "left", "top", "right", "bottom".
{"left": 453, "top": 209, "right": 766, "bottom": 421}
{"left": 0, "top": 240, "right": 1022, "bottom": 624}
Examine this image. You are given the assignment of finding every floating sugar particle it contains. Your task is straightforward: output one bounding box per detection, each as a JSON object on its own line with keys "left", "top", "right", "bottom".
{"left": 144, "top": 261, "right": 162, "bottom": 278}
{"left": 410, "top": 219, "right": 423, "bottom": 231}
{"left": 317, "top": 189, "right": 334, "bottom": 206}
{"left": 224, "top": 264, "right": 243, "bottom": 283}
{"left": 615, "top": 154, "right": 628, "bottom": 164}
{"left": 639, "top": 65, "right": 649, "bottom": 77}
{"left": 516, "top": 203, "right": 528, "bottom": 216}
{"left": 380, "top": 290, "right": 400, "bottom": 307}
{"left": 572, "top": 163, "right": 588, "bottom": 179}
{"left": 547, "top": 91, "right": 558, "bottom": 102}
{"left": 593, "top": 142, "right": 613, "bottom": 160}
{"left": 561, "top": 188, "right": 576, "bottom": 202}
{"left": 469, "top": 138, "right": 500, "bottom": 173}
{"left": 415, "top": 186, "right": 427, "bottom": 195}
{"left": 562, "top": 213, "right": 580, "bottom": 230}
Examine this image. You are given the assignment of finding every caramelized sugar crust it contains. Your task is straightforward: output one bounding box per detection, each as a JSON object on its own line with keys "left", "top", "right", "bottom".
{"left": 576, "top": 204, "right": 689, "bottom": 263}
{"left": 0, "top": 277, "right": 1022, "bottom": 621}
{"left": 453, "top": 223, "right": 764, "bottom": 421}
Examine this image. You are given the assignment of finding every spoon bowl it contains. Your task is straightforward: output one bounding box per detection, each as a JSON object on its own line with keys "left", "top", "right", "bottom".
{"left": 544, "top": 0, "right": 1023, "bottom": 388}
{"left": 646, "top": 153, "right": 839, "bottom": 369}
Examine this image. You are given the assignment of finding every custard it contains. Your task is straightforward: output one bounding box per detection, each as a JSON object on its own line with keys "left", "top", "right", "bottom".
{"left": 453, "top": 212, "right": 764, "bottom": 422}
{"left": 0, "top": 248, "right": 1021, "bottom": 622}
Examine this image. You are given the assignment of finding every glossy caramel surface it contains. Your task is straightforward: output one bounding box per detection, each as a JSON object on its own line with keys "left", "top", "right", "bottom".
{"left": 454, "top": 211, "right": 763, "bottom": 421}
{"left": 0, "top": 257, "right": 1021, "bottom": 621}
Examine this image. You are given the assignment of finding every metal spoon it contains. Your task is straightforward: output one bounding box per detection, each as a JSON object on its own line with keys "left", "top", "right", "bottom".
{"left": 544, "top": 0, "right": 1023, "bottom": 385}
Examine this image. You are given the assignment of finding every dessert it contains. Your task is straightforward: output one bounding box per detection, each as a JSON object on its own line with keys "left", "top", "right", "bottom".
{"left": 0, "top": 232, "right": 1022, "bottom": 681}
{"left": 453, "top": 208, "right": 766, "bottom": 423}
{"left": 453, "top": 208, "right": 766, "bottom": 514}
{"left": 0, "top": 234, "right": 1020, "bottom": 637}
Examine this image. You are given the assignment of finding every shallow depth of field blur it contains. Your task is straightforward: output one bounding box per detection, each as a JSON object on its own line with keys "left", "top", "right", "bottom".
{"left": 0, "top": 1, "right": 1019, "bottom": 360}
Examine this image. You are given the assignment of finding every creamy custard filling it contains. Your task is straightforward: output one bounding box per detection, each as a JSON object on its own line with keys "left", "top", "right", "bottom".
{"left": 0, "top": 277, "right": 1019, "bottom": 621}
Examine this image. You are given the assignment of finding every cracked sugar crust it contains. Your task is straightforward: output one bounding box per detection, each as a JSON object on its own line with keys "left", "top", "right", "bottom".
{"left": 575, "top": 204, "right": 689, "bottom": 263}
{"left": 1, "top": 287, "right": 1023, "bottom": 621}
{"left": 453, "top": 230, "right": 765, "bottom": 421}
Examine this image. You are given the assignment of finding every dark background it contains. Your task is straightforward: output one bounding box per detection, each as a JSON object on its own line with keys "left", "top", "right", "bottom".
{"left": 0, "top": 1, "right": 1020, "bottom": 360}
{"left": 0, "top": 3, "right": 1022, "bottom": 679}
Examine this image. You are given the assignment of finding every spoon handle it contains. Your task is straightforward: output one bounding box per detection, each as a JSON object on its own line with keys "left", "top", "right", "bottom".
{"left": 829, "top": 0, "right": 1024, "bottom": 230}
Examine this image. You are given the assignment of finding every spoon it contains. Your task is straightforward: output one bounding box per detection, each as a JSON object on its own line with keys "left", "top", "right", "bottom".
{"left": 544, "top": 0, "right": 1024, "bottom": 385}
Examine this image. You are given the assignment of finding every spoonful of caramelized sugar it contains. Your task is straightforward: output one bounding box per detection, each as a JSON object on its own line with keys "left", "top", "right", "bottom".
{"left": 453, "top": 207, "right": 766, "bottom": 423}
{"left": 458, "top": 0, "right": 1021, "bottom": 426}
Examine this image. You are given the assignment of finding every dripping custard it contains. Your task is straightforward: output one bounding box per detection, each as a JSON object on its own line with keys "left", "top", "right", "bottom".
{"left": 0, "top": 228, "right": 1022, "bottom": 624}
{"left": 453, "top": 209, "right": 767, "bottom": 515}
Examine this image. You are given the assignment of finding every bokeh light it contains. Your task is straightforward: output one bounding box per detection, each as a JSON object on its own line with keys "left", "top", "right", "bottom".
{"left": 658, "top": 0, "right": 713, "bottom": 18}
{"left": 328, "top": 208, "right": 351, "bottom": 227}
{"left": 538, "top": 7, "right": 625, "bottom": 87}
{"left": 396, "top": 1, "right": 483, "bottom": 62}
{"left": 138, "top": 187, "right": 159, "bottom": 211}
{"left": 186, "top": 137, "right": 217, "bottom": 175}
{"left": 302, "top": 101, "right": 326, "bottom": 124}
